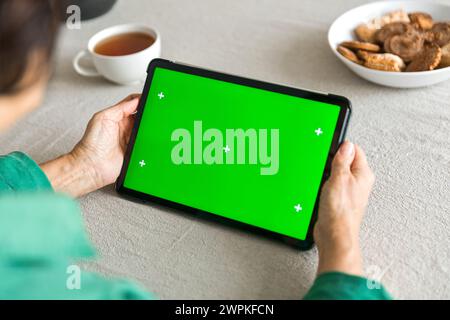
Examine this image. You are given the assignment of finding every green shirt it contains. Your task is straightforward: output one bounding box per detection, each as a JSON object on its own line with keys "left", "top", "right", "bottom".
{"left": 0, "top": 151, "right": 391, "bottom": 300}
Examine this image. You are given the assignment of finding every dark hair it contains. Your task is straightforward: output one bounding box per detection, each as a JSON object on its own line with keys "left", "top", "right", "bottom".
{"left": 0, "top": 0, "right": 62, "bottom": 95}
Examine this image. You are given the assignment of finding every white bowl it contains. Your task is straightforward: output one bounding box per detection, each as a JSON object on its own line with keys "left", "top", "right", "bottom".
{"left": 328, "top": 0, "right": 450, "bottom": 88}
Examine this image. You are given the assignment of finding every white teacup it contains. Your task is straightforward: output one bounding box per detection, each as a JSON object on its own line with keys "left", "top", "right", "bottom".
{"left": 73, "top": 24, "right": 161, "bottom": 85}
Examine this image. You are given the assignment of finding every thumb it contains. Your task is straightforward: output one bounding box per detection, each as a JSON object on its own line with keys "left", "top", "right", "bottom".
{"left": 331, "top": 140, "right": 355, "bottom": 176}
{"left": 121, "top": 97, "right": 140, "bottom": 115}
{"left": 102, "top": 96, "right": 140, "bottom": 122}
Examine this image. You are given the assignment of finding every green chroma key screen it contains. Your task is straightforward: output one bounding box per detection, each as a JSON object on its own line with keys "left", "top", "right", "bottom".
{"left": 123, "top": 67, "right": 340, "bottom": 240}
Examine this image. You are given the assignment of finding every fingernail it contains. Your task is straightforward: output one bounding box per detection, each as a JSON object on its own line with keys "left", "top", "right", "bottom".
{"left": 340, "top": 141, "right": 354, "bottom": 157}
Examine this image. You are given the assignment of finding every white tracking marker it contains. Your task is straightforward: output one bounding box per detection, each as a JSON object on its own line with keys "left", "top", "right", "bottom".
{"left": 294, "top": 204, "right": 303, "bottom": 213}
{"left": 314, "top": 128, "right": 323, "bottom": 136}
{"left": 139, "top": 160, "right": 146, "bottom": 167}
{"left": 158, "top": 92, "right": 165, "bottom": 99}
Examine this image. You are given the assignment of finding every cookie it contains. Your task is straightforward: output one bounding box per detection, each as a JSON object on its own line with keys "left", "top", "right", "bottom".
{"left": 374, "top": 22, "right": 413, "bottom": 44}
{"left": 438, "top": 42, "right": 450, "bottom": 68}
{"left": 423, "top": 31, "right": 436, "bottom": 43}
{"left": 431, "top": 22, "right": 450, "bottom": 47}
{"left": 384, "top": 53, "right": 406, "bottom": 70}
{"left": 355, "top": 23, "right": 377, "bottom": 42}
{"left": 378, "top": 9, "right": 411, "bottom": 26}
{"left": 340, "top": 40, "right": 380, "bottom": 52}
{"left": 406, "top": 43, "right": 442, "bottom": 72}
{"left": 355, "top": 9, "right": 411, "bottom": 42}
{"left": 366, "top": 9, "right": 410, "bottom": 29}
{"left": 356, "top": 50, "right": 371, "bottom": 61}
{"left": 358, "top": 51, "right": 405, "bottom": 72}
{"left": 337, "top": 45, "right": 361, "bottom": 64}
{"left": 384, "top": 31, "right": 425, "bottom": 62}
{"left": 409, "top": 12, "right": 434, "bottom": 30}
{"left": 347, "top": 10, "right": 445, "bottom": 73}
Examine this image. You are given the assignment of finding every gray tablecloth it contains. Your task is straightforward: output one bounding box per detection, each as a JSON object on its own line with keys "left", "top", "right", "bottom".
{"left": 0, "top": 0, "right": 449, "bottom": 299}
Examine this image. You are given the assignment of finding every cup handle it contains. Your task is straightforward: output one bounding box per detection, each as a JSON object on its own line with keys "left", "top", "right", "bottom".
{"left": 73, "top": 49, "right": 100, "bottom": 77}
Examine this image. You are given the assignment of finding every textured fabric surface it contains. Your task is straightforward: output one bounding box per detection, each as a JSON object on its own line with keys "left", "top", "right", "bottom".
{"left": 0, "top": 0, "right": 448, "bottom": 299}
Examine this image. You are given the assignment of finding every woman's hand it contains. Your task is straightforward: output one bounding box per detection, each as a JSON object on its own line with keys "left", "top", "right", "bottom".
{"left": 41, "top": 94, "right": 140, "bottom": 197}
{"left": 314, "top": 141, "right": 375, "bottom": 276}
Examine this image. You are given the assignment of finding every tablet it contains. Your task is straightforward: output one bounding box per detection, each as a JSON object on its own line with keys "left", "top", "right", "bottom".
{"left": 116, "top": 59, "right": 351, "bottom": 249}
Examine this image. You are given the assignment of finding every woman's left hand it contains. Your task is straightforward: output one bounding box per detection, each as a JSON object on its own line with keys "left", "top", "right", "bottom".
{"left": 41, "top": 94, "right": 140, "bottom": 197}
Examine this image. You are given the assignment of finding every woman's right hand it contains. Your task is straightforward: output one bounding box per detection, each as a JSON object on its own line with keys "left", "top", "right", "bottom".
{"left": 314, "top": 141, "right": 375, "bottom": 276}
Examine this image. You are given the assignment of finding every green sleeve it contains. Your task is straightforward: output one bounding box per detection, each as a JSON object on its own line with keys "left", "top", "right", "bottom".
{"left": 303, "top": 272, "right": 392, "bottom": 300}
{"left": 0, "top": 152, "right": 52, "bottom": 192}
{"left": 0, "top": 152, "right": 153, "bottom": 299}
{"left": 0, "top": 192, "right": 153, "bottom": 300}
